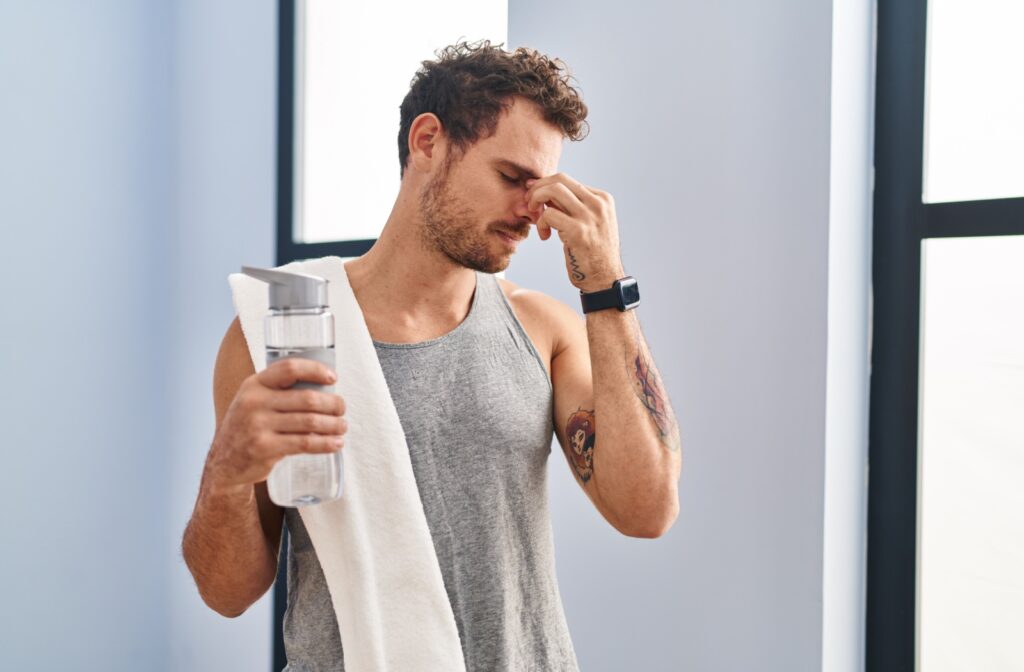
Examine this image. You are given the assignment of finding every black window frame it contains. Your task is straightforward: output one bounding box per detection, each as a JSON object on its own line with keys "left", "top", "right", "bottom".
{"left": 868, "top": 1, "right": 1024, "bottom": 670}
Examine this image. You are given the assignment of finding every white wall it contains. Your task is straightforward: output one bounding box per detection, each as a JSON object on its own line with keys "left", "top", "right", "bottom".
{"left": 508, "top": 0, "right": 871, "bottom": 670}
{"left": 0, "top": 2, "right": 175, "bottom": 669}
{"left": 823, "top": 0, "right": 874, "bottom": 670}
{"left": 0, "top": 1, "right": 277, "bottom": 669}
{"left": 168, "top": 1, "right": 277, "bottom": 670}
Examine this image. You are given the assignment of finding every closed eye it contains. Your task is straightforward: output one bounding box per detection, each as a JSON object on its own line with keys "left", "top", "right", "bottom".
{"left": 499, "top": 172, "right": 521, "bottom": 185}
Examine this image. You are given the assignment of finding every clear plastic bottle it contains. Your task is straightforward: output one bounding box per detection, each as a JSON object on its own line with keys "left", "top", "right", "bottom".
{"left": 241, "top": 265, "right": 344, "bottom": 506}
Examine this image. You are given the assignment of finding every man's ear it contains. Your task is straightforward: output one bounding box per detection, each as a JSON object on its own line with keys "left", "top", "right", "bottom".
{"left": 407, "top": 112, "right": 447, "bottom": 174}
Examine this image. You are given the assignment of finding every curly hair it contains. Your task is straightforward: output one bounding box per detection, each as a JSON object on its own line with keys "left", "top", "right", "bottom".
{"left": 397, "top": 39, "right": 589, "bottom": 179}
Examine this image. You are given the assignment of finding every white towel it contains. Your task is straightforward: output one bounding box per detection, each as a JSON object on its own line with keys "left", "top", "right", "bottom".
{"left": 228, "top": 255, "right": 467, "bottom": 672}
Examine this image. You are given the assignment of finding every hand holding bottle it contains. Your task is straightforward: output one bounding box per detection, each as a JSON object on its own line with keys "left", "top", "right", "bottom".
{"left": 205, "top": 357, "right": 346, "bottom": 495}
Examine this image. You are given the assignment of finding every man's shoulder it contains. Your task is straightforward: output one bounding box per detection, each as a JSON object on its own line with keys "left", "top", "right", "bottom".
{"left": 496, "top": 277, "right": 578, "bottom": 317}
{"left": 495, "top": 277, "right": 585, "bottom": 352}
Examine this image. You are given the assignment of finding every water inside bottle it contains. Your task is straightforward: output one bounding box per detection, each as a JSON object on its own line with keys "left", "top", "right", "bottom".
{"left": 267, "top": 450, "right": 343, "bottom": 507}
{"left": 265, "top": 345, "right": 343, "bottom": 507}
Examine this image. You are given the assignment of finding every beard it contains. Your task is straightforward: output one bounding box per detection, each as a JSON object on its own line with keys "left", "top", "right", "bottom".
{"left": 417, "top": 157, "right": 528, "bottom": 274}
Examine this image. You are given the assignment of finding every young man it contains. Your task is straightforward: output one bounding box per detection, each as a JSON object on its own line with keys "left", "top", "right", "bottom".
{"left": 183, "top": 40, "right": 681, "bottom": 670}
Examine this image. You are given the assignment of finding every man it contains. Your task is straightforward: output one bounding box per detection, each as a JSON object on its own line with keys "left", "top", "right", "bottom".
{"left": 183, "top": 40, "right": 681, "bottom": 670}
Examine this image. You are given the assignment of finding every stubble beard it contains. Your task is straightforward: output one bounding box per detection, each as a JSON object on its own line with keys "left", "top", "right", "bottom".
{"left": 417, "top": 159, "right": 516, "bottom": 275}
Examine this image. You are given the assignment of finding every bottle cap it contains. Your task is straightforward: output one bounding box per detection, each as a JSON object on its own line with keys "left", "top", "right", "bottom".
{"left": 240, "top": 265, "right": 329, "bottom": 310}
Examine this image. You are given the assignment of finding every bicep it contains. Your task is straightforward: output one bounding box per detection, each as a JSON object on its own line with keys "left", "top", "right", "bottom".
{"left": 213, "top": 316, "right": 284, "bottom": 556}
{"left": 550, "top": 308, "right": 602, "bottom": 505}
{"left": 213, "top": 316, "right": 255, "bottom": 433}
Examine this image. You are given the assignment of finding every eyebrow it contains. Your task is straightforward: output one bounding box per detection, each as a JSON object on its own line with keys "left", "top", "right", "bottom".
{"left": 493, "top": 159, "right": 542, "bottom": 181}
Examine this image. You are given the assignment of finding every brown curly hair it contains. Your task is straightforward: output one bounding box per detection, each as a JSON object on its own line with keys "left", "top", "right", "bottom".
{"left": 397, "top": 39, "right": 589, "bottom": 179}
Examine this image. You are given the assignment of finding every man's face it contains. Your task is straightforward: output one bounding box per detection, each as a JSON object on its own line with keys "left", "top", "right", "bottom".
{"left": 417, "top": 97, "right": 563, "bottom": 273}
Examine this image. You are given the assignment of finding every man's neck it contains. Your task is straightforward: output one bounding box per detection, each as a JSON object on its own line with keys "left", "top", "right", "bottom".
{"left": 343, "top": 193, "right": 477, "bottom": 338}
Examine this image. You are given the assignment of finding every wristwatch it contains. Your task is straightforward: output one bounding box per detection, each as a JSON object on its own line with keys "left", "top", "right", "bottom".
{"left": 580, "top": 276, "right": 640, "bottom": 313}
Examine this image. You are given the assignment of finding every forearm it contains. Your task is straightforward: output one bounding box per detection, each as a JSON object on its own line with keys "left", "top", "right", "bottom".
{"left": 521, "top": 173, "right": 681, "bottom": 534}
{"left": 587, "top": 308, "right": 682, "bottom": 536}
{"left": 181, "top": 456, "right": 278, "bottom": 617}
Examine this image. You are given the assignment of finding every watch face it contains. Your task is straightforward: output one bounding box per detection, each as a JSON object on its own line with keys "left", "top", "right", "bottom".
{"left": 619, "top": 278, "right": 640, "bottom": 307}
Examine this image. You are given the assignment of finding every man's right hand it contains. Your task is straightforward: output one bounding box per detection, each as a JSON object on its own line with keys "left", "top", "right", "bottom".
{"left": 204, "top": 357, "right": 348, "bottom": 495}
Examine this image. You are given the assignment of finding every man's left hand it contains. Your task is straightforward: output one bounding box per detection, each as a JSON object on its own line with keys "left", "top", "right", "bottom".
{"left": 525, "top": 173, "right": 625, "bottom": 293}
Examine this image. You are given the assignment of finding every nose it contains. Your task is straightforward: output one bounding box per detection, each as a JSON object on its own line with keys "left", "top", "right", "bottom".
{"left": 512, "top": 188, "right": 540, "bottom": 223}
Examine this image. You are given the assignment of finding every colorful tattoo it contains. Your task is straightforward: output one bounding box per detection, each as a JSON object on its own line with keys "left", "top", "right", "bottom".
{"left": 630, "top": 339, "right": 681, "bottom": 452}
{"left": 564, "top": 408, "right": 596, "bottom": 483}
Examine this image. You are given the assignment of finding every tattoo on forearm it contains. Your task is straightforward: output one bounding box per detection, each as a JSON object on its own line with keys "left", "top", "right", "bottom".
{"left": 567, "top": 247, "right": 586, "bottom": 282}
{"left": 564, "top": 408, "right": 595, "bottom": 484}
{"left": 630, "top": 339, "right": 681, "bottom": 452}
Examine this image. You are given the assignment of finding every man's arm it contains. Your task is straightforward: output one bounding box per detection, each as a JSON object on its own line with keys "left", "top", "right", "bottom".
{"left": 522, "top": 171, "right": 682, "bottom": 538}
{"left": 181, "top": 317, "right": 284, "bottom": 617}
{"left": 545, "top": 293, "right": 681, "bottom": 538}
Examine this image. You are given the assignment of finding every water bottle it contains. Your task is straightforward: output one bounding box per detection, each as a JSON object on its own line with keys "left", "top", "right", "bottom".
{"left": 240, "top": 265, "right": 344, "bottom": 506}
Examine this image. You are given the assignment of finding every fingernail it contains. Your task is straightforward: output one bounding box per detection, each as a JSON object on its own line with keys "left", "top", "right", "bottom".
{"left": 328, "top": 371, "right": 337, "bottom": 382}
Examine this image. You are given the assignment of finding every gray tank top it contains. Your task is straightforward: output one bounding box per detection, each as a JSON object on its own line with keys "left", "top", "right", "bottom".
{"left": 281, "top": 271, "right": 580, "bottom": 672}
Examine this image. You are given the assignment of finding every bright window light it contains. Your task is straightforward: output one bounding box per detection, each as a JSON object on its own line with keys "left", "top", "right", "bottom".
{"left": 923, "top": 0, "right": 1024, "bottom": 203}
{"left": 294, "top": 0, "right": 508, "bottom": 243}
{"left": 918, "top": 235, "right": 1024, "bottom": 670}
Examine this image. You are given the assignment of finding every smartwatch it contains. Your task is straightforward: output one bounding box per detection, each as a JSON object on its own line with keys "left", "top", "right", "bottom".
{"left": 580, "top": 276, "right": 640, "bottom": 313}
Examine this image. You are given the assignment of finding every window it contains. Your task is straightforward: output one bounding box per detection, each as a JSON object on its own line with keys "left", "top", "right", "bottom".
{"left": 868, "top": 1, "right": 1024, "bottom": 670}
{"left": 917, "top": 236, "right": 1024, "bottom": 671}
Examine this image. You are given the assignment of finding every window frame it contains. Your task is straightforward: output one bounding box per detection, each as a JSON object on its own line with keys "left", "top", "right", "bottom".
{"left": 868, "top": 1, "right": 1024, "bottom": 670}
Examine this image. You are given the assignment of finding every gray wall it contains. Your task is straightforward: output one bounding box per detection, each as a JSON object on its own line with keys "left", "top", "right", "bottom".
{"left": 508, "top": 1, "right": 834, "bottom": 670}
{"left": 0, "top": 1, "right": 277, "bottom": 670}
{"left": 0, "top": 1, "right": 175, "bottom": 669}
{"left": 168, "top": 1, "right": 277, "bottom": 670}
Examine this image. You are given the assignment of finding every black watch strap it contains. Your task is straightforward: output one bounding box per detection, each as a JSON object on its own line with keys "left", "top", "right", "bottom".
{"left": 580, "top": 276, "right": 640, "bottom": 313}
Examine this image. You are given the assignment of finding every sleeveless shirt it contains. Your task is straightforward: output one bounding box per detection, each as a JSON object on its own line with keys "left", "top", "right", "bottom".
{"left": 280, "top": 271, "right": 581, "bottom": 672}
